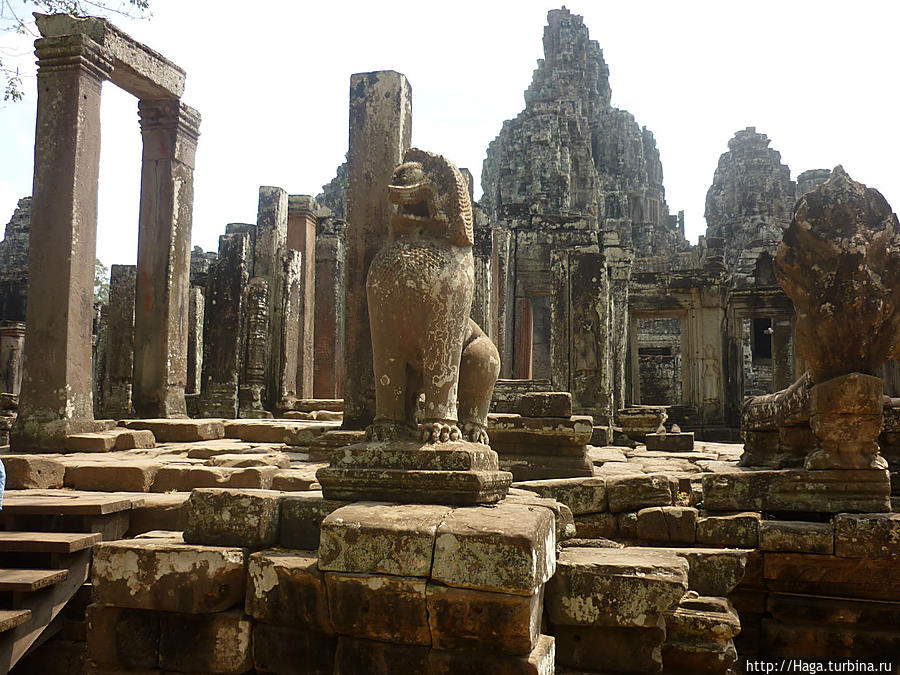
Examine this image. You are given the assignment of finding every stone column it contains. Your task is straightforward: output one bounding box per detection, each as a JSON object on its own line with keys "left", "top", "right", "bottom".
{"left": 275, "top": 250, "right": 303, "bottom": 410}
{"left": 0, "top": 323, "right": 25, "bottom": 396}
{"left": 101, "top": 264, "right": 136, "bottom": 418}
{"left": 492, "top": 227, "right": 513, "bottom": 378}
{"left": 314, "top": 221, "right": 345, "bottom": 399}
{"left": 287, "top": 196, "right": 317, "bottom": 399}
{"left": 605, "top": 233, "right": 633, "bottom": 416}
{"left": 239, "top": 277, "right": 271, "bottom": 418}
{"left": 13, "top": 34, "right": 113, "bottom": 449}
{"left": 133, "top": 99, "right": 201, "bottom": 418}
{"left": 342, "top": 71, "right": 412, "bottom": 429}
{"left": 186, "top": 285, "right": 204, "bottom": 395}
{"left": 198, "top": 234, "right": 249, "bottom": 418}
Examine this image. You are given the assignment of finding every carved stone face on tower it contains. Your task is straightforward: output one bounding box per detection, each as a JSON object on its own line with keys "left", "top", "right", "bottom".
{"left": 365, "top": 148, "right": 500, "bottom": 444}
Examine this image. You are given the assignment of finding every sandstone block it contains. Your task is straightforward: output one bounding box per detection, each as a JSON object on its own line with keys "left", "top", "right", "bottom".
{"left": 517, "top": 391, "right": 572, "bottom": 418}
{"left": 271, "top": 468, "right": 321, "bottom": 491}
{"left": 124, "top": 419, "right": 225, "bottom": 442}
{"left": 696, "top": 512, "right": 761, "bottom": 548}
{"left": 488, "top": 413, "right": 593, "bottom": 446}
{"left": 644, "top": 431, "right": 695, "bottom": 452}
{"left": 426, "top": 582, "right": 541, "bottom": 655}
{"left": 616, "top": 511, "right": 637, "bottom": 539}
{"left": 504, "top": 490, "right": 577, "bottom": 541}
{"left": 224, "top": 421, "right": 334, "bottom": 445}
{"left": 65, "top": 432, "right": 118, "bottom": 452}
{"left": 325, "top": 572, "right": 429, "bottom": 645}
{"left": 759, "top": 520, "right": 833, "bottom": 554}
{"left": 126, "top": 493, "right": 190, "bottom": 536}
{"left": 1, "top": 454, "right": 65, "bottom": 488}
{"left": 92, "top": 539, "right": 245, "bottom": 613}
{"left": 86, "top": 604, "right": 159, "bottom": 669}
{"left": 114, "top": 429, "right": 156, "bottom": 450}
{"left": 428, "top": 633, "right": 555, "bottom": 675}
{"left": 588, "top": 446, "right": 628, "bottom": 463}
{"left": 64, "top": 461, "right": 160, "bottom": 492}
{"left": 662, "top": 639, "right": 737, "bottom": 674}
{"left": 245, "top": 549, "right": 332, "bottom": 633}
{"left": 150, "top": 465, "right": 277, "bottom": 492}
{"left": 760, "top": 617, "right": 900, "bottom": 661}
{"left": 656, "top": 548, "right": 749, "bottom": 596}
{"left": 573, "top": 512, "right": 618, "bottom": 539}
{"left": 512, "top": 476, "right": 607, "bottom": 514}
{"left": 279, "top": 491, "right": 349, "bottom": 549}
{"left": 318, "top": 502, "right": 451, "bottom": 577}
{"left": 636, "top": 506, "right": 668, "bottom": 542}
{"left": 206, "top": 453, "right": 291, "bottom": 469}
{"left": 606, "top": 473, "right": 673, "bottom": 511}
{"left": 252, "top": 624, "right": 336, "bottom": 675}
{"left": 432, "top": 502, "right": 555, "bottom": 595}
{"left": 835, "top": 512, "right": 900, "bottom": 558}
{"left": 763, "top": 552, "right": 900, "bottom": 601}
{"left": 333, "top": 637, "right": 429, "bottom": 675}
{"left": 553, "top": 620, "right": 665, "bottom": 672}
{"left": 158, "top": 610, "right": 252, "bottom": 674}
{"left": 498, "top": 452, "right": 594, "bottom": 480}
{"left": 546, "top": 547, "right": 688, "bottom": 627}
{"left": 665, "top": 595, "right": 741, "bottom": 641}
{"left": 183, "top": 488, "right": 282, "bottom": 548}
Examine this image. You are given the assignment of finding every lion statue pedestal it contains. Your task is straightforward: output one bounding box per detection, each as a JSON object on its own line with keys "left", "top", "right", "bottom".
{"left": 318, "top": 148, "right": 511, "bottom": 505}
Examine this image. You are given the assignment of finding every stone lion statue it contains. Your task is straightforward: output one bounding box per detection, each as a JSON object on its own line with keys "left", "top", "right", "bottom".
{"left": 366, "top": 148, "right": 500, "bottom": 445}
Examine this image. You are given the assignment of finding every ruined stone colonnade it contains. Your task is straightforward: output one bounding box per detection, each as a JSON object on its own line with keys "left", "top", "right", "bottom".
{"left": 12, "top": 15, "right": 200, "bottom": 449}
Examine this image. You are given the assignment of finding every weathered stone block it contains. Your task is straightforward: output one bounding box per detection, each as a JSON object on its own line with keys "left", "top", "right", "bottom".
{"left": 428, "top": 633, "right": 555, "bottom": 675}
{"left": 325, "top": 572, "right": 429, "bottom": 645}
{"left": 759, "top": 520, "right": 833, "bottom": 554}
{"left": 183, "top": 488, "right": 282, "bottom": 548}
{"left": 1, "top": 454, "right": 65, "bottom": 488}
{"left": 64, "top": 432, "right": 118, "bottom": 452}
{"left": 636, "top": 506, "right": 668, "bottom": 542}
{"left": 92, "top": 539, "right": 245, "bottom": 613}
{"left": 498, "top": 452, "right": 594, "bottom": 480}
{"left": 616, "top": 511, "right": 637, "bottom": 539}
{"left": 636, "top": 548, "right": 749, "bottom": 596}
{"left": 546, "top": 547, "right": 688, "bottom": 627}
{"left": 763, "top": 552, "right": 900, "bottom": 601}
{"left": 333, "top": 637, "right": 430, "bottom": 675}
{"left": 224, "top": 421, "right": 334, "bottom": 445}
{"left": 432, "top": 502, "right": 555, "bottom": 595}
{"left": 206, "top": 453, "right": 291, "bottom": 469}
{"left": 279, "top": 491, "right": 349, "bottom": 549}
{"left": 64, "top": 461, "right": 160, "bottom": 492}
{"left": 696, "top": 512, "right": 761, "bottom": 548}
{"left": 318, "top": 502, "right": 451, "bottom": 577}
{"left": 86, "top": 604, "right": 159, "bottom": 669}
{"left": 126, "top": 493, "right": 190, "bottom": 536}
{"left": 150, "top": 466, "right": 277, "bottom": 492}
{"left": 644, "top": 431, "right": 694, "bottom": 452}
{"left": 553, "top": 620, "right": 665, "bottom": 672}
{"left": 606, "top": 473, "right": 673, "bottom": 512}
{"left": 426, "top": 582, "right": 541, "bottom": 655}
{"left": 517, "top": 391, "right": 572, "bottom": 418}
{"left": 124, "top": 419, "right": 225, "bottom": 442}
{"left": 158, "top": 610, "right": 252, "bottom": 674}
{"left": 835, "top": 512, "right": 900, "bottom": 558}
{"left": 662, "top": 639, "right": 737, "bottom": 674}
{"left": 114, "top": 429, "right": 155, "bottom": 450}
{"left": 512, "top": 476, "right": 607, "bottom": 514}
{"left": 246, "top": 549, "right": 332, "bottom": 633}
{"left": 271, "top": 468, "right": 320, "bottom": 491}
{"left": 665, "top": 595, "right": 740, "bottom": 641}
{"left": 488, "top": 413, "right": 593, "bottom": 446}
{"left": 504, "top": 490, "right": 577, "bottom": 541}
{"left": 252, "top": 623, "right": 336, "bottom": 675}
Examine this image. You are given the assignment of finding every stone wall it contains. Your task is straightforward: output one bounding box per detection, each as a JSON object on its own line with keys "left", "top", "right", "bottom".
{"left": 0, "top": 197, "right": 31, "bottom": 325}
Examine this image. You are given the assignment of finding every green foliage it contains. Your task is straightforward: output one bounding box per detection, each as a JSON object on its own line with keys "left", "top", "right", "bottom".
{"left": 94, "top": 258, "right": 109, "bottom": 305}
{"left": 1, "top": 0, "right": 152, "bottom": 102}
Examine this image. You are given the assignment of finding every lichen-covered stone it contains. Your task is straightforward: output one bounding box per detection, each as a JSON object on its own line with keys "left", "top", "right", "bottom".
{"left": 183, "top": 488, "right": 282, "bottom": 548}
{"left": 552, "top": 620, "right": 665, "bottom": 672}
{"left": 512, "top": 476, "right": 607, "bottom": 514}
{"left": 630, "top": 546, "right": 749, "bottom": 596}
{"left": 92, "top": 539, "right": 245, "bottom": 613}
{"left": 279, "top": 491, "right": 349, "bottom": 550}
{"left": 245, "top": 549, "right": 332, "bottom": 633}
{"left": 606, "top": 473, "right": 673, "bottom": 512}
{"left": 432, "top": 502, "right": 555, "bottom": 595}
{"left": 517, "top": 392, "right": 572, "bottom": 418}
{"left": 428, "top": 633, "right": 555, "bottom": 675}
{"left": 158, "top": 610, "right": 252, "bottom": 674}
{"left": 546, "top": 547, "right": 688, "bottom": 627}
{"left": 86, "top": 604, "right": 159, "bottom": 670}
{"left": 574, "top": 512, "right": 619, "bottom": 539}
{"left": 834, "top": 513, "right": 900, "bottom": 559}
{"left": 759, "top": 520, "right": 833, "bottom": 554}
{"left": 504, "top": 490, "right": 577, "bottom": 541}
{"left": 696, "top": 512, "right": 761, "bottom": 548}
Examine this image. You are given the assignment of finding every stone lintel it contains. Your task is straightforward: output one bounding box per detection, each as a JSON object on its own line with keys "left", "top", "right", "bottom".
{"left": 35, "top": 12, "right": 185, "bottom": 99}
{"left": 34, "top": 33, "right": 114, "bottom": 80}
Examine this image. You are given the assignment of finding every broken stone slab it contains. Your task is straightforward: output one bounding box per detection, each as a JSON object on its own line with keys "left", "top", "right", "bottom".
{"left": 546, "top": 547, "right": 688, "bottom": 627}
{"left": 280, "top": 491, "right": 350, "bottom": 550}
{"left": 427, "top": 632, "right": 555, "bottom": 674}
{"left": 504, "top": 490, "right": 577, "bottom": 542}
{"left": 318, "top": 502, "right": 451, "bottom": 577}
{"left": 487, "top": 413, "right": 593, "bottom": 446}
{"left": 702, "top": 468, "right": 891, "bottom": 513}
{"left": 114, "top": 429, "right": 155, "bottom": 450}
{"left": 245, "top": 549, "right": 333, "bottom": 634}
{"left": 517, "top": 391, "right": 572, "bottom": 418}
{"left": 631, "top": 547, "right": 749, "bottom": 596}
{"left": 271, "top": 468, "right": 321, "bottom": 492}
{"left": 126, "top": 493, "right": 190, "bottom": 536}
{"left": 184, "top": 440, "right": 274, "bottom": 459}
{"left": 759, "top": 520, "right": 834, "bottom": 554}
{"left": 158, "top": 610, "right": 252, "bottom": 674}
{"left": 665, "top": 595, "right": 741, "bottom": 641}
{"left": 696, "top": 512, "right": 761, "bottom": 548}
{"left": 512, "top": 476, "right": 607, "bottom": 514}
{"left": 616, "top": 512, "right": 637, "bottom": 539}
{"left": 205, "top": 452, "right": 291, "bottom": 469}
{"left": 432, "top": 501, "right": 556, "bottom": 595}
{"left": 644, "top": 431, "right": 695, "bottom": 452}
{"left": 1, "top": 454, "right": 65, "bottom": 488}
{"left": 606, "top": 473, "right": 674, "bottom": 512}
{"left": 636, "top": 506, "right": 697, "bottom": 544}
{"left": 223, "top": 420, "right": 336, "bottom": 445}
{"left": 573, "top": 512, "right": 618, "bottom": 539}
{"left": 252, "top": 623, "right": 337, "bottom": 675}
{"left": 325, "top": 572, "right": 430, "bottom": 646}
{"left": 834, "top": 512, "right": 900, "bottom": 558}
{"left": 86, "top": 604, "right": 159, "bottom": 670}
{"left": 183, "top": 488, "right": 283, "bottom": 548}
{"left": 123, "top": 419, "right": 225, "bottom": 443}
{"left": 425, "top": 582, "right": 542, "bottom": 655}
{"left": 92, "top": 539, "right": 245, "bottom": 613}
{"left": 587, "top": 446, "right": 628, "bottom": 463}
{"left": 150, "top": 465, "right": 278, "bottom": 492}
{"left": 64, "top": 461, "right": 161, "bottom": 492}
{"left": 317, "top": 440, "right": 512, "bottom": 505}
{"left": 64, "top": 431, "right": 119, "bottom": 453}
{"left": 617, "top": 406, "right": 668, "bottom": 442}
{"left": 552, "top": 620, "right": 665, "bottom": 673}
{"left": 498, "top": 453, "right": 594, "bottom": 481}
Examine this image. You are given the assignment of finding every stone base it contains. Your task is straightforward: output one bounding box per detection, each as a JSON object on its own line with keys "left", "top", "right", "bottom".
{"left": 10, "top": 415, "right": 116, "bottom": 452}
{"left": 645, "top": 431, "right": 695, "bottom": 452}
{"left": 316, "top": 440, "right": 512, "bottom": 504}
{"left": 702, "top": 468, "right": 891, "bottom": 513}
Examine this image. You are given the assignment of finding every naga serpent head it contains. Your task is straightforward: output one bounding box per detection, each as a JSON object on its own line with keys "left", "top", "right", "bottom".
{"left": 388, "top": 148, "right": 474, "bottom": 246}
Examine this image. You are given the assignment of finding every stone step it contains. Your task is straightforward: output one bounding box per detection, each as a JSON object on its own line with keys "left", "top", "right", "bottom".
{"left": 0, "top": 568, "right": 68, "bottom": 592}
{"left": 0, "top": 531, "right": 101, "bottom": 554}
{"left": 0, "top": 490, "right": 144, "bottom": 516}
{"left": 0, "top": 609, "right": 31, "bottom": 633}
{"left": 122, "top": 419, "right": 225, "bottom": 443}
{"left": 223, "top": 420, "right": 338, "bottom": 446}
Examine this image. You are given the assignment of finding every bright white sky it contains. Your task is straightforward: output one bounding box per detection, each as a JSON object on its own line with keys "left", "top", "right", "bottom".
{"left": 1, "top": 0, "right": 898, "bottom": 268}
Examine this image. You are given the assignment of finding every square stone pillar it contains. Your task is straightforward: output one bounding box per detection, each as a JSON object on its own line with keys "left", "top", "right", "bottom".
{"left": 288, "top": 196, "right": 317, "bottom": 399}
{"left": 772, "top": 316, "right": 794, "bottom": 391}
{"left": 101, "top": 264, "right": 136, "bottom": 418}
{"left": 133, "top": 99, "right": 201, "bottom": 418}
{"left": 12, "top": 34, "right": 113, "bottom": 450}
{"left": 604, "top": 233, "right": 634, "bottom": 416}
{"left": 342, "top": 71, "right": 412, "bottom": 429}
{"left": 314, "top": 221, "right": 345, "bottom": 399}
{"left": 186, "top": 285, "right": 204, "bottom": 395}
{"left": 274, "top": 250, "right": 303, "bottom": 411}
{"left": 0, "top": 323, "right": 25, "bottom": 396}
{"left": 491, "top": 227, "right": 513, "bottom": 379}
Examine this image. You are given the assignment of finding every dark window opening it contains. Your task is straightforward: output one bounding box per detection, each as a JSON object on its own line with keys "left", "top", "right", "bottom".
{"left": 752, "top": 317, "right": 772, "bottom": 359}
{"left": 638, "top": 347, "right": 672, "bottom": 356}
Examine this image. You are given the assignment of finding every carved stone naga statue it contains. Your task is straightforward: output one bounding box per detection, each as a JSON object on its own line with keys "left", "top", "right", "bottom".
{"left": 365, "top": 148, "right": 500, "bottom": 445}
